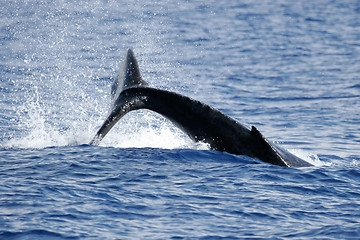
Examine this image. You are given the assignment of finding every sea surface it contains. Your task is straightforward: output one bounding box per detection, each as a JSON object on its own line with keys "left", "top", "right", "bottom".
{"left": 1, "top": 0, "right": 360, "bottom": 239}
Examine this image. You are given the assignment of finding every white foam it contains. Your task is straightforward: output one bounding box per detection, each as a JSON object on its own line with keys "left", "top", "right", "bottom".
{"left": 350, "top": 159, "right": 360, "bottom": 167}
{"left": 288, "top": 148, "right": 331, "bottom": 167}
{"left": 97, "top": 111, "right": 203, "bottom": 150}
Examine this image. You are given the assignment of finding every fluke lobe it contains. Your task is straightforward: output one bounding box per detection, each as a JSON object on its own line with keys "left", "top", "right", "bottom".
{"left": 90, "top": 49, "right": 312, "bottom": 167}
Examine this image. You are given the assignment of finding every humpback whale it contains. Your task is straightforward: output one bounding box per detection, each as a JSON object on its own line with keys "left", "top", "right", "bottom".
{"left": 90, "top": 49, "right": 312, "bottom": 167}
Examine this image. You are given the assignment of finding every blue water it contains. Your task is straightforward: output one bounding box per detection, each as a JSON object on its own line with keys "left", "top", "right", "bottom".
{"left": 1, "top": 0, "right": 359, "bottom": 239}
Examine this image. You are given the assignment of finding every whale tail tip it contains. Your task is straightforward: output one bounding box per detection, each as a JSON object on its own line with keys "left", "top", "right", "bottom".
{"left": 111, "top": 48, "right": 148, "bottom": 105}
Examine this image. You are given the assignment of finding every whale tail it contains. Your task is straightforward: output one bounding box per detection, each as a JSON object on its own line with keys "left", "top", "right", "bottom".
{"left": 90, "top": 49, "right": 147, "bottom": 145}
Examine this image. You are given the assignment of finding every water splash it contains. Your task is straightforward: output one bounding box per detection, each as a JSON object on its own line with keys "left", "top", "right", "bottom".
{"left": 2, "top": 0, "right": 187, "bottom": 149}
{"left": 4, "top": 81, "right": 197, "bottom": 150}
{"left": 288, "top": 148, "right": 330, "bottom": 167}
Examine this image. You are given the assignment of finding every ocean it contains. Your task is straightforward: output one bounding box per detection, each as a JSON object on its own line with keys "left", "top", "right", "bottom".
{"left": 1, "top": 0, "right": 359, "bottom": 239}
